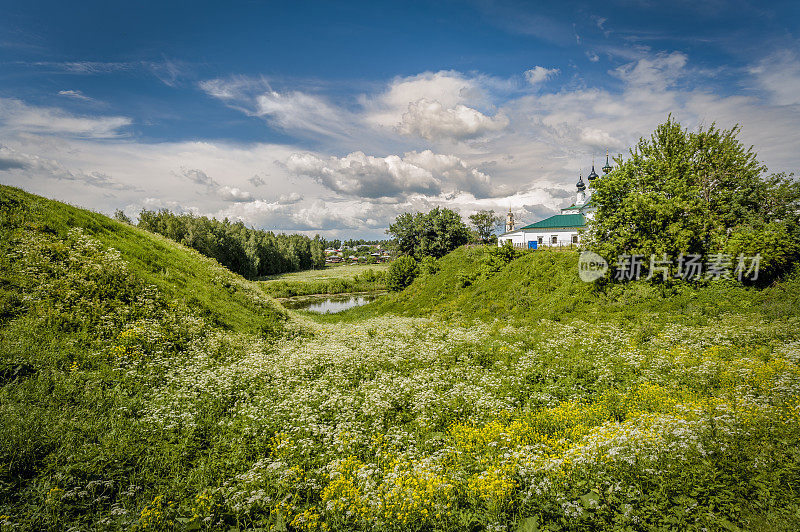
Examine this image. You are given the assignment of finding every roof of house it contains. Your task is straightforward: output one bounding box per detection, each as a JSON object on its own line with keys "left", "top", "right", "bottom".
{"left": 519, "top": 213, "right": 586, "bottom": 230}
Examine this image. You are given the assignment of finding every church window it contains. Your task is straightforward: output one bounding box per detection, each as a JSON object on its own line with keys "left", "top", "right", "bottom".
{"left": 572, "top": 234, "right": 578, "bottom": 244}
{"left": 551, "top": 235, "right": 558, "bottom": 245}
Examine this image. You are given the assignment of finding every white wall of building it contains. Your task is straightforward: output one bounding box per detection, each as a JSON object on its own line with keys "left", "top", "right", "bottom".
{"left": 498, "top": 229, "right": 581, "bottom": 248}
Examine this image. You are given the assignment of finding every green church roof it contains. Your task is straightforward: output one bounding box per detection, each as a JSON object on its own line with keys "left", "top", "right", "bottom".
{"left": 519, "top": 213, "right": 586, "bottom": 230}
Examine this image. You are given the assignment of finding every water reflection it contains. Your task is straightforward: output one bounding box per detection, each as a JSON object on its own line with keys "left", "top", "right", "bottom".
{"left": 282, "top": 294, "right": 382, "bottom": 314}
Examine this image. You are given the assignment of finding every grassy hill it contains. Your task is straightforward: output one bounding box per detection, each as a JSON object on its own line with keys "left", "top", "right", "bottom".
{"left": 344, "top": 246, "right": 800, "bottom": 326}
{"left": 0, "top": 185, "right": 285, "bottom": 334}
{"left": 0, "top": 185, "right": 290, "bottom": 529}
{"left": 3, "top": 186, "right": 800, "bottom": 531}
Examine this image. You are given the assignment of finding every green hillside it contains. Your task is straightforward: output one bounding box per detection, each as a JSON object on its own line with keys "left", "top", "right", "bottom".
{"left": 346, "top": 246, "right": 800, "bottom": 325}
{"left": 1, "top": 185, "right": 285, "bottom": 334}
{"left": 3, "top": 186, "right": 800, "bottom": 531}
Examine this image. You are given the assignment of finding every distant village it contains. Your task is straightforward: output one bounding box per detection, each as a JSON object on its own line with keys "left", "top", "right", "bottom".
{"left": 324, "top": 244, "right": 393, "bottom": 265}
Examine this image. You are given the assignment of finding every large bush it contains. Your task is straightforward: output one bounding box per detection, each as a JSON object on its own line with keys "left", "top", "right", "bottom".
{"left": 586, "top": 117, "right": 800, "bottom": 283}
{"left": 386, "top": 256, "right": 419, "bottom": 291}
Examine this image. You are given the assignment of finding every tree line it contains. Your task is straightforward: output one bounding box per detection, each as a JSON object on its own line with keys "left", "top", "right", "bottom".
{"left": 131, "top": 209, "right": 326, "bottom": 279}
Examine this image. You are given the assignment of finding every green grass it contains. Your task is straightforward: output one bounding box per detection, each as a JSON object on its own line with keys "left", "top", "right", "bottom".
{"left": 2, "top": 185, "right": 800, "bottom": 531}
{"left": 259, "top": 262, "right": 390, "bottom": 297}
{"left": 259, "top": 262, "right": 390, "bottom": 283}
{"left": 0, "top": 185, "right": 284, "bottom": 334}
{"left": 340, "top": 245, "right": 798, "bottom": 326}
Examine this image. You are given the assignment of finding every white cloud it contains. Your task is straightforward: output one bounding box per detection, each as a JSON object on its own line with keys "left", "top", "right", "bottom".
{"left": 200, "top": 77, "right": 366, "bottom": 146}
{"left": 364, "top": 70, "right": 494, "bottom": 130}
{"left": 278, "top": 192, "right": 303, "bottom": 204}
{"left": 286, "top": 149, "right": 499, "bottom": 199}
{"left": 58, "top": 90, "right": 95, "bottom": 102}
{"left": 524, "top": 66, "right": 560, "bottom": 85}
{"left": 0, "top": 97, "right": 130, "bottom": 138}
{"left": 4, "top": 48, "right": 800, "bottom": 240}
{"left": 248, "top": 175, "right": 266, "bottom": 187}
{"left": 0, "top": 144, "right": 135, "bottom": 190}
{"left": 218, "top": 185, "right": 254, "bottom": 202}
{"left": 396, "top": 99, "right": 508, "bottom": 141}
{"left": 749, "top": 50, "right": 800, "bottom": 106}
{"left": 178, "top": 167, "right": 254, "bottom": 202}
{"left": 611, "top": 51, "right": 688, "bottom": 88}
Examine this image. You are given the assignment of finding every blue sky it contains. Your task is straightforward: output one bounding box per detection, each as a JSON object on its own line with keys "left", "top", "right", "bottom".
{"left": 1, "top": 0, "right": 799, "bottom": 237}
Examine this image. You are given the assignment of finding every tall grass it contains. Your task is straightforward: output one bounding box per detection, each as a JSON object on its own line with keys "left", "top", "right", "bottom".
{"left": 2, "top": 186, "right": 800, "bottom": 530}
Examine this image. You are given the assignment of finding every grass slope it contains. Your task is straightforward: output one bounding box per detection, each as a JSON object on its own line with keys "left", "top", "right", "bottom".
{"left": 1, "top": 185, "right": 283, "bottom": 334}
{"left": 345, "top": 246, "right": 799, "bottom": 326}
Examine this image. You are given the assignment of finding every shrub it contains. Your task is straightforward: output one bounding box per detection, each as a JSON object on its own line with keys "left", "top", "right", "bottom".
{"left": 723, "top": 222, "right": 799, "bottom": 284}
{"left": 386, "top": 256, "right": 419, "bottom": 291}
{"left": 420, "top": 256, "right": 441, "bottom": 275}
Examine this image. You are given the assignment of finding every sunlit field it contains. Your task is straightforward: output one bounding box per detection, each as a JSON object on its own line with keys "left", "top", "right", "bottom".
{"left": 2, "top": 186, "right": 800, "bottom": 531}
{"left": 259, "top": 262, "right": 391, "bottom": 283}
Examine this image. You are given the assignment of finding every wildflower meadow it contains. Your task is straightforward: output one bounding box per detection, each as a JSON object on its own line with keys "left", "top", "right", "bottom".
{"left": 2, "top": 186, "right": 800, "bottom": 530}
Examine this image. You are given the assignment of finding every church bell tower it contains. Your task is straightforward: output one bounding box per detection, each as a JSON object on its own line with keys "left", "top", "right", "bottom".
{"left": 505, "top": 209, "right": 515, "bottom": 232}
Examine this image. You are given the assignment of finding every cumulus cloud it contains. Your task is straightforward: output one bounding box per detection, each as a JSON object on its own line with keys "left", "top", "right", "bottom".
{"left": 286, "top": 149, "right": 498, "bottom": 199}
{"left": 216, "top": 198, "right": 390, "bottom": 232}
{"left": 4, "top": 48, "right": 800, "bottom": 240}
{"left": 364, "top": 70, "right": 496, "bottom": 130}
{"left": 248, "top": 175, "right": 266, "bottom": 187}
{"left": 396, "top": 99, "right": 508, "bottom": 140}
{"left": 278, "top": 192, "right": 303, "bottom": 204}
{"left": 179, "top": 167, "right": 254, "bottom": 202}
{"left": 218, "top": 186, "right": 254, "bottom": 202}
{"left": 0, "top": 97, "right": 130, "bottom": 138}
{"left": 524, "top": 66, "right": 559, "bottom": 85}
{"left": 0, "top": 144, "right": 134, "bottom": 190}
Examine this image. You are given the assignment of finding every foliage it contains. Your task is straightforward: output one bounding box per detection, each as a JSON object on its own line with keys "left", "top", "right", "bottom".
{"left": 3, "top": 185, "right": 800, "bottom": 531}
{"left": 723, "top": 222, "right": 800, "bottom": 285}
{"left": 459, "top": 242, "right": 523, "bottom": 287}
{"left": 420, "top": 256, "right": 441, "bottom": 275}
{"left": 138, "top": 208, "right": 326, "bottom": 279}
{"left": 261, "top": 269, "right": 387, "bottom": 298}
{"left": 388, "top": 207, "right": 471, "bottom": 259}
{"left": 386, "top": 256, "right": 420, "bottom": 291}
{"left": 468, "top": 210, "right": 502, "bottom": 243}
{"left": 113, "top": 209, "right": 132, "bottom": 224}
{"left": 586, "top": 117, "right": 800, "bottom": 282}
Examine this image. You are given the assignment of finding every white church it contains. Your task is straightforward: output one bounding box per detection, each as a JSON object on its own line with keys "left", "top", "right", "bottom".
{"left": 497, "top": 153, "right": 613, "bottom": 249}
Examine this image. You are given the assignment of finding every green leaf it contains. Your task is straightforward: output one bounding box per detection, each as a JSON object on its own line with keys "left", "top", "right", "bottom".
{"left": 517, "top": 516, "right": 540, "bottom": 532}
{"left": 579, "top": 490, "right": 601, "bottom": 507}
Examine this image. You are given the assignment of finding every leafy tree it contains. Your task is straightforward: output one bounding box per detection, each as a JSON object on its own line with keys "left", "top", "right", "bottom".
{"left": 468, "top": 210, "right": 502, "bottom": 243}
{"left": 113, "top": 209, "right": 132, "bottom": 224}
{"left": 387, "top": 207, "right": 470, "bottom": 259}
{"left": 387, "top": 212, "right": 420, "bottom": 257}
{"left": 585, "top": 117, "right": 800, "bottom": 282}
{"left": 386, "top": 255, "right": 419, "bottom": 291}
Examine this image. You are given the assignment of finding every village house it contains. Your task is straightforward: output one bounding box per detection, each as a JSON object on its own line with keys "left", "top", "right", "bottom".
{"left": 498, "top": 153, "right": 613, "bottom": 248}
